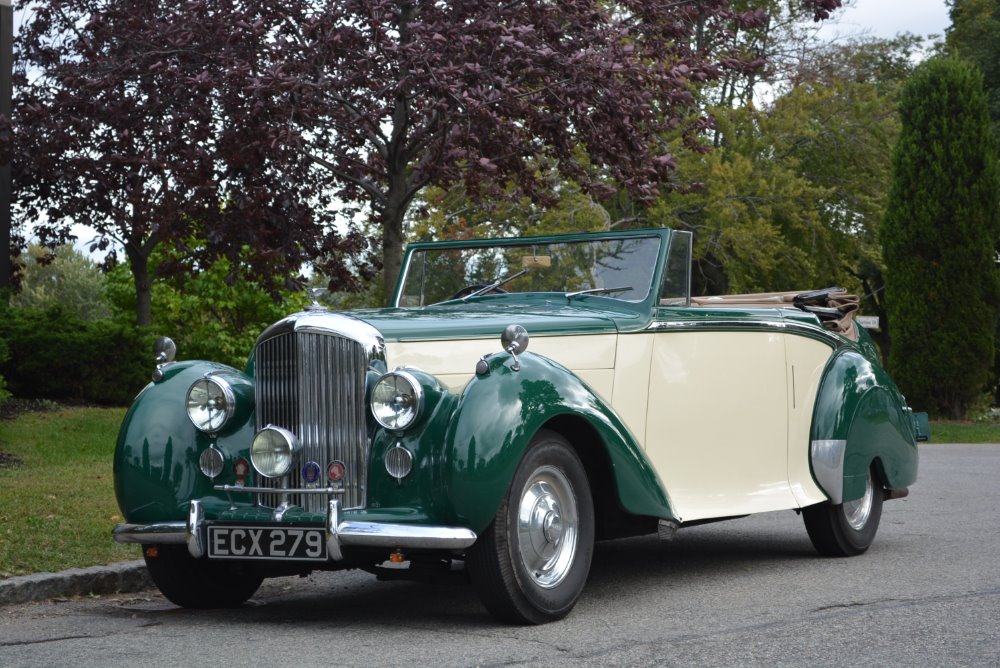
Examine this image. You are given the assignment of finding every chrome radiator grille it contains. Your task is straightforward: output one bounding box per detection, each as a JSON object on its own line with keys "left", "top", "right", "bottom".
{"left": 254, "top": 331, "right": 369, "bottom": 512}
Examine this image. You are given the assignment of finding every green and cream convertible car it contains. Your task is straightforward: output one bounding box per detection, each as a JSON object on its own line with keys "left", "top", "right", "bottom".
{"left": 113, "top": 228, "right": 923, "bottom": 624}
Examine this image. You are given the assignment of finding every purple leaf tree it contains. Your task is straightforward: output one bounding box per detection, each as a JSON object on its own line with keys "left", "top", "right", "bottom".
{"left": 11, "top": 1, "right": 372, "bottom": 325}
{"left": 6, "top": 0, "right": 842, "bottom": 313}
{"left": 263, "top": 0, "right": 840, "bottom": 300}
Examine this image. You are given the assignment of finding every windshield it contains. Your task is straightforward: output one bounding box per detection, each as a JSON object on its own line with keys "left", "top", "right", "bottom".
{"left": 397, "top": 236, "right": 661, "bottom": 307}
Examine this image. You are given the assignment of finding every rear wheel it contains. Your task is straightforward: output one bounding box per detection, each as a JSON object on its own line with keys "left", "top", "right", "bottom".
{"left": 144, "top": 545, "right": 263, "bottom": 608}
{"left": 467, "top": 430, "right": 594, "bottom": 624}
{"left": 803, "top": 465, "right": 883, "bottom": 557}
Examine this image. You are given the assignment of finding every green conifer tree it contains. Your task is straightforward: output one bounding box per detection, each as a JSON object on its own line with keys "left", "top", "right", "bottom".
{"left": 882, "top": 57, "right": 1000, "bottom": 418}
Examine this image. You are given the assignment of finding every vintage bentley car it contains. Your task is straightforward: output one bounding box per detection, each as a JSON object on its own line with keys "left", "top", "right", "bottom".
{"left": 113, "top": 228, "right": 923, "bottom": 624}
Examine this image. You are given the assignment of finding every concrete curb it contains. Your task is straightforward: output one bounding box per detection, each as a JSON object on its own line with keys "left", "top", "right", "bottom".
{"left": 0, "top": 561, "right": 152, "bottom": 607}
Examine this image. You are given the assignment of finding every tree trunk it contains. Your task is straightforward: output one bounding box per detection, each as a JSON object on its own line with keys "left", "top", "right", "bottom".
{"left": 129, "top": 250, "right": 153, "bottom": 327}
{"left": 381, "top": 201, "right": 406, "bottom": 306}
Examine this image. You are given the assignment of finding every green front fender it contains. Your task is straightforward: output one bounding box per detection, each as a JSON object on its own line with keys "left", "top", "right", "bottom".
{"left": 811, "top": 350, "right": 919, "bottom": 503}
{"left": 113, "top": 361, "right": 255, "bottom": 524}
{"left": 440, "top": 351, "right": 674, "bottom": 534}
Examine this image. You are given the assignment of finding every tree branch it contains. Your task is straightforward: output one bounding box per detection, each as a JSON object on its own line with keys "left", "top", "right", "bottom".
{"left": 308, "top": 153, "right": 387, "bottom": 207}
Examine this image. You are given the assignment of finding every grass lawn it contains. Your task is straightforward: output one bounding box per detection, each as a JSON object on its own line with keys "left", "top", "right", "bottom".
{"left": 928, "top": 420, "right": 1000, "bottom": 444}
{"left": 0, "top": 406, "right": 139, "bottom": 578}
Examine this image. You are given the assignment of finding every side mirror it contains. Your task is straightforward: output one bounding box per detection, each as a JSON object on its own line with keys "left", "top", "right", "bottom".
{"left": 153, "top": 337, "right": 177, "bottom": 365}
{"left": 500, "top": 324, "right": 529, "bottom": 371}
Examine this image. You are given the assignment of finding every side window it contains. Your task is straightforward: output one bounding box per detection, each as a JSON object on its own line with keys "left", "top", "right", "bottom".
{"left": 660, "top": 231, "right": 692, "bottom": 306}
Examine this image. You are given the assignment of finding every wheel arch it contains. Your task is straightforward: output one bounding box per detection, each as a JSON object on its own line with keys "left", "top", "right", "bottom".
{"left": 442, "top": 351, "right": 674, "bottom": 534}
{"left": 540, "top": 414, "right": 661, "bottom": 540}
{"left": 810, "top": 349, "right": 919, "bottom": 504}
{"left": 114, "top": 360, "right": 254, "bottom": 524}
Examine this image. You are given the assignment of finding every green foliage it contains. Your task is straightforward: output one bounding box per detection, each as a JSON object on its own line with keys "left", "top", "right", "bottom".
{"left": 947, "top": 0, "right": 1000, "bottom": 137}
{"left": 0, "top": 335, "right": 10, "bottom": 402}
{"left": 309, "top": 271, "right": 387, "bottom": 311}
{"left": 411, "top": 177, "right": 611, "bottom": 244}
{"left": 106, "top": 249, "right": 310, "bottom": 369}
{"left": 882, "top": 57, "right": 1000, "bottom": 419}
{"left": 647, "top": 35, "right": 914, "bottom": 315}
{"left": 0, "top": 304, "right": 152, "bottom": 405}
{"left": 649, "top": 132, "right": 824, "bottom": 295}
{"left": 10, "top": 244, "right": 111, "bottom": 320}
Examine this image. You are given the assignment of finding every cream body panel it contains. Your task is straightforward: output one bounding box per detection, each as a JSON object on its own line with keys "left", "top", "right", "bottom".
{"left": 385, "top": 334, "right": 618, "bottom": 398}
{"left": 646, "top": 331, "right": 795, "bottom": 522}
{"left": 786, "top": 335, "right": 835, "bottom": 506}
{"left": 610, "top": 333, "right": 655, "bottom": 448}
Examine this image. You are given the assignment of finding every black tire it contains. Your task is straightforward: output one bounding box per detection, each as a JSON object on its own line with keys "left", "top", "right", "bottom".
{"left": 144, "top": 545, "right": 263, "bottom": 608}
{"left": 466, "top": 430, "right": 594, "bottom": 624}
{"left": 803, "top": 465, "right": 884, "bottom": 557}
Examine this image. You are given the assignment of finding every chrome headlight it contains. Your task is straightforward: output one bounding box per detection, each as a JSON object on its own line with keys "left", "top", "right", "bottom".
{"left": 186, "top": 376, "right": 236, "bottom": 433}
{"left": 371, "top": 370, "right": 424, "bottom": 431}
{"left": 250, "top": 425, "right": 300, "bottom": 478}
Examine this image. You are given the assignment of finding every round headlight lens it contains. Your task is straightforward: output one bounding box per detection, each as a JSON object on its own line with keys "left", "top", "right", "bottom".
{"left": 371, "top": 371, "right": 424, "bottom": 431}
{"left": 186, "top": 376, "right": 236, "bottom": 433}
{"left": 250, "top": 425, "right": 299, "bottom": 478}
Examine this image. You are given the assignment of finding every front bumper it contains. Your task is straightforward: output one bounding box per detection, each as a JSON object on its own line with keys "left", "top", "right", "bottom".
{"left": 113, "top": 499, "right": 478, "bottom": 561}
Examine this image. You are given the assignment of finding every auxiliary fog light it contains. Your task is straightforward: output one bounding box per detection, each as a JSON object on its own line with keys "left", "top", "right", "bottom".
{"left": 250, "top": 425, "right": 300, "bottom": 478}
{"left": 199, "top": 446, "right": 225, "bottom": 478}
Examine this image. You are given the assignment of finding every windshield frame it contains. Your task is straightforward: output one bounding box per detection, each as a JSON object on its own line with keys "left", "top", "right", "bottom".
{"left": 392, "top": 228, "right": 675, "bottom": 314}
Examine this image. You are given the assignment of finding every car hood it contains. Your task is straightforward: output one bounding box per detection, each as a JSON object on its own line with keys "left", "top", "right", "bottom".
{"left": 347, "top": 300, "right": 640, "bottom": 341}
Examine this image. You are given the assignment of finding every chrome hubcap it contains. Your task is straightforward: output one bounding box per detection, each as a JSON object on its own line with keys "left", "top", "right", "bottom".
{"left": 517, "top": 466, "right": 578, "bottom": 589}
{"left": 843, "top": 470, "right": 874, "bottom": 531}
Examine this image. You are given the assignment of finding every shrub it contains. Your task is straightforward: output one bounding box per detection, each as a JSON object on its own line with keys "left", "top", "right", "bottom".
{"left": 106, "top": 251, "right": 309, "bottom": 369}
{"left": 882, "top": 57, "right": 1000, "bottom": 418}
{"left": 0, "top": 305, "right": 152, "bottom": 405}
{"left": 0, "top": 334, "right": 10, "bottom": 402}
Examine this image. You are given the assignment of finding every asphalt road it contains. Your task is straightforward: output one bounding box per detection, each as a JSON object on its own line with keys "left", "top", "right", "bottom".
{"left": 2, "top": 444, "right": 999, "bottom": 668}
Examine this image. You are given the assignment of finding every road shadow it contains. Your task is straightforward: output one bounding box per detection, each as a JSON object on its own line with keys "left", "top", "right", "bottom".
{"left": 107, "top": 512, "right": 819, "bottom": 628}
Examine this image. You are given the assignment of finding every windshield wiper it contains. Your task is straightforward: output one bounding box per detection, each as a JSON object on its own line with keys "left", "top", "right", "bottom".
{"left": 565, "top": 286, "right": 633, "bottom": 301}
{"left": 461, "top": 268, "right": 530, "bottom": 301}
{"left": 430, "top": 268, "right": 531, "bottom": 306}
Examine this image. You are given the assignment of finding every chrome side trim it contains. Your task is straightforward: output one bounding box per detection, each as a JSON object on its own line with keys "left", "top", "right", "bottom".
{"left": 187, "top": 500, "right": 205, "bottom": 558}
{"left": 647, "top": 318, "right": 844, "bottom": 348}
{"left": 647, "top": 319, "right": 789, "bottom": 331}
{"left": 112, "top": 522, "right": 186, "bottom": 544}
{"left": 811, "top": 439, "right": 847, "bottom": 505}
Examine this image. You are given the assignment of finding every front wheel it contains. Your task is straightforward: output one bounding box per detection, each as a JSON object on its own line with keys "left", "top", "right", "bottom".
{"left": 802, "top": 465, "right": 883, "bottom": 557}
{"left": 466, "top": 430, "right": 594, "bottom": 624}
{"left": 144, "top": 545, "right": 263, "bottom": 608}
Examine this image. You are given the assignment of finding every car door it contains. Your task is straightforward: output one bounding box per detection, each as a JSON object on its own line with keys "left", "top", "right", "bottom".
{"left": 644, "top": 314, "right": 798, "bottom": 522}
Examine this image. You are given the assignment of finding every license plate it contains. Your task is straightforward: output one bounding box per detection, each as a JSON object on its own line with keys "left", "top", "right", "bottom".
{"left": 207, "top": 526, "right": 327, "bottom": 562}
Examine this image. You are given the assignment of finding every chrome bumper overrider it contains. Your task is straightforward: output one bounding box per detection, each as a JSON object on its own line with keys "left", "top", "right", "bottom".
{"left": 113, "top": 499, "right": 478, "bottom": 561}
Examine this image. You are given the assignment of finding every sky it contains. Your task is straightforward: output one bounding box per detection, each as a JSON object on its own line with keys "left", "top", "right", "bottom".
{"left": 817, "top": 0, "right": 950, "bottom": 41}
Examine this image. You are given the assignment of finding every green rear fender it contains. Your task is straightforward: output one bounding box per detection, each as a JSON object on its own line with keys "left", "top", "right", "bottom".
{"left": 441, "top": 351, "right": 673, "bottom": 534}
{"left": 113, "top": 361, "right": 255, "bottom": 524}
{"left": 811, "top": 350, "right": 919, "bottom": 502}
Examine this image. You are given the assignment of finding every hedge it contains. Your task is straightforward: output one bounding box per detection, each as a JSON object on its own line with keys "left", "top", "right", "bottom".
{"left": 0, "top": 305, "right": 153, "bottom": 406}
